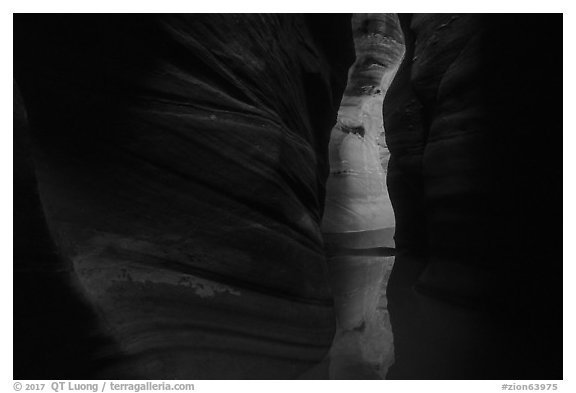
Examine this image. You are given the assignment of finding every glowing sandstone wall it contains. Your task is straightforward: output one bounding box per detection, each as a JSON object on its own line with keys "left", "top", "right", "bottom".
{"left": 322, "top": 13, "right": 405, "bottom": 247}
{"left": 322, "top": 13, "right": 405, "bottom": 379}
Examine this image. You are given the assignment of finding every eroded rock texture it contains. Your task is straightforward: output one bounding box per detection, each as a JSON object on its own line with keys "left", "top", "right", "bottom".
{"left": 322, "top": 13, "right": 404, "bottom": 245}
{"left": 384, "top": 14, "right": 562, "bottom": 379}
{"left": 14, "top": 14, "right": 355, "bottom": 379}
{"left": 321, "top": 14, "right": 404, "bottom": 379}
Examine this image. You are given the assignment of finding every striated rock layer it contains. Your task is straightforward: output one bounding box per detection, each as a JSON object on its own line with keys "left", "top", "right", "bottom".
{"left": 321, "top": 14, "right": 404, "bottom": 379}
{"left": 322, "top": 13, "right": 404, "bottom": 245}
{"left": 384, "top": 14, "right": 562, "bottom": 379}
{"left": 14, "top": 14, "right": 355, "bottom": 379}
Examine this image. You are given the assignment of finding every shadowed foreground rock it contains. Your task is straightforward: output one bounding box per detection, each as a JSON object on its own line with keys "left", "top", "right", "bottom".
{"left": 14, "top": 14, "right": 354, "bottom": 379}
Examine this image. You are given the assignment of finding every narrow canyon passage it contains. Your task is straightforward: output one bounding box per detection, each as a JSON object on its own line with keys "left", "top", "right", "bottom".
{"left": 321, "top": 13, "right": 404, "bottom": 379}
{"left": 13, "top": 13, "right": 562, "bottom": 380}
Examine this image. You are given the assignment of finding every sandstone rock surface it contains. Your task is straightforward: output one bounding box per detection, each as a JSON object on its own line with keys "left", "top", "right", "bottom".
{"left": 14, "top": 14, "right": 355, "bottom": 379}
{"left": 321, "top": 13, "right": 404, "bottom": 379}
{"left": 384, "top": 14, "right": 562, "bottom": 379}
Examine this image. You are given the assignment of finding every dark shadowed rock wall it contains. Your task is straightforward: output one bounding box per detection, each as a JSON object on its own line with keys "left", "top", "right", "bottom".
{"left": 14, "top": 14, "right": 354, "bottom": 379}
{"left": 384, "top": 14, "right": 562, "bottom": 379}
{"left": 14, "top": 81, "right": 116, "bottom": 379}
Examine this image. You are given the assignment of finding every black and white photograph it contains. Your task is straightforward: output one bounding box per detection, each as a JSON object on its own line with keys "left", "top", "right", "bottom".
{"left": 9, "top": 3, "right": 568, "bottom": 387}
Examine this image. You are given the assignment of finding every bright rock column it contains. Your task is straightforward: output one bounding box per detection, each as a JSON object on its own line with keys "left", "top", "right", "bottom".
{"left": 322, "top": 13, "right": 405, "bottom": 379}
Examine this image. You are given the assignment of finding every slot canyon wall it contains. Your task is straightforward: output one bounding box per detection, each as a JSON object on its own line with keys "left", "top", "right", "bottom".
{"left": 384, "top": 14, "right": 562, "bottom": 379}
{"left": 14, "top": 14, "right": 355, "bottom": 379}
